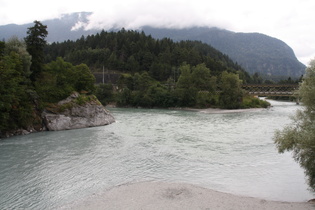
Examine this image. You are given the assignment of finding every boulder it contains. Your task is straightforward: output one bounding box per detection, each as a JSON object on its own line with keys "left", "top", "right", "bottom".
{"left": 42, "top": 93, "right": 115, "bottom": 131}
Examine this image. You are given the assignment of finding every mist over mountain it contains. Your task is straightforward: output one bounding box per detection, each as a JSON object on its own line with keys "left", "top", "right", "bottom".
{"left": 0, "top": 12, "right": 97, "bottom": 42}
{"left": 0, "top": 12, "right": 305, "bottom": 79}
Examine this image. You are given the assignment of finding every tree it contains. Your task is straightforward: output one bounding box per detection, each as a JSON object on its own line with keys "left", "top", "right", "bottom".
{"left": 5, "top": 36, "right": 32, "bottom": 78}
{"left": 219, "top": 71, "right": 244, "bottom": 109}
{"left": 126, "top": 55, "right": 140, "bottom": 72}
{"left": 74, "top": 63, "right": 96, "bottom": 93}
{"left": 0, "top": 41, "right": 5, "bottom": 58}
{"left": 95, "top": 83, "right": 114, "bottom": 105}
{"left": 35, "top": 57, "right": 95, "bottom": 103}
{"left": 176, "top": 63, "right": 192, "bottom": 89}
{"left": 191, "top": 63, "right": 212, "bottom": 91}
{"left": 274, "top": 59, "right": 315, "bottom": 191}
{"left": 0, "top": 50, "right": 33, "bottom": 131}
{"left": 175, "top": 63, "right": 197, "bottom": 106}
{"left": 25, "top": 20, "right": 48, "bottom": 82}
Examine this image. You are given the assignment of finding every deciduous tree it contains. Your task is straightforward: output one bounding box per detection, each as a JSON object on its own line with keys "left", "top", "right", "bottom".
{"left": 274, "top": 59, "right": 315, "bottom": 191}
{"left": 219, "top": 71, "right": 244, "bottom": 109}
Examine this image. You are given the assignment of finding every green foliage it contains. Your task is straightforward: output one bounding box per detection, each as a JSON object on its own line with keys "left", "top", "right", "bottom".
{"left": 196, "top": 91, "right": 215, "bottom": 108}
{"left": 35, "top": 57, "right": 96, "bottom": 103}
{"left": 113, "top": 63, "right": 269, "bottom": 109}
{"left": 75, "top": 94, "right": 98, "bottom": 105}
{"left": 45, "top": 29, "right": 250, "bottom": 83}
{"left": 46, "top": 94, "right": 100, "bottom": 113}
{"left": 74, "top": 64, "right": 96, "bottom": 92}
{"left": 25, "top": 21, "right": 48, "bottom": 82}
{"left": 219, "top": 71, "right": 244, "bottom": 109}
{"left": 0, "top": 25, "right": 98, "bottom": 135}
{"left": 5, "top": 37, "right": 32, "bottom": 76}
{"left": 274, "top": 59, "right": 315, "bottom": 191}
{"left": 176, "top": 63, "right": 192, "bottom": 89}
{"left": 95, "top": 83, "right": 115, "bottom": 105}
{"left": 116, "top": 88, "right": 132, "bottom": 106}
{"left": 44, "top": 29, "right": 272, "bottom": 110}
{"left": 241, "top": 96, "right": 270, "bottom": 108}
{"left": 0, "top": 41, "right": 5, "bottom": 57}
{"left": 0, "top": 49, "right": 33, "bottom": 132}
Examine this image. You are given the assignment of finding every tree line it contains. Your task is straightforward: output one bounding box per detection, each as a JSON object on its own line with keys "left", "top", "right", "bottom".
{"left": 104, "top": 63, "right": 269, "bottom": 109}
{"left": 46, "top": 28, "right": 270, "bottom": 109}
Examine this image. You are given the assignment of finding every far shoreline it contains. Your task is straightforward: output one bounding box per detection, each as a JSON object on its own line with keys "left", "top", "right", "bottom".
{"left": 106, "top": 104, "right": 270, "bottom": 114}
{"left": 171, "top": 107, "right": 268, "bottom": 114}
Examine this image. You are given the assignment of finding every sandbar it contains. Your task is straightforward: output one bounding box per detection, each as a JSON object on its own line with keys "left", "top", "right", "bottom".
{"left": 62, "top": 181, "right": 314, "bottom": 210}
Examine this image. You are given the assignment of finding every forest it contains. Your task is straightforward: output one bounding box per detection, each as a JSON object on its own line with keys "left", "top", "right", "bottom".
{"left": 45, "top": 28, "right": 270, "bottom": 108}
{"left": 1, "top": 21, "right": 270, "bottom": 135}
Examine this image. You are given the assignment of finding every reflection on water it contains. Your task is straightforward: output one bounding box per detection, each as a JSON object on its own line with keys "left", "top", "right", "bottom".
{"left": 0, "top": 100, "right": 313, "bottom": 209}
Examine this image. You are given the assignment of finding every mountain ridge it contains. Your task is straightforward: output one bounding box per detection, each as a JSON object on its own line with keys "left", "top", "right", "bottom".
{"left": 0, "top": 12, "right": 305, "bottom": 79}
{"left": 141, "top": 26, "right": 305, "bottom": 78}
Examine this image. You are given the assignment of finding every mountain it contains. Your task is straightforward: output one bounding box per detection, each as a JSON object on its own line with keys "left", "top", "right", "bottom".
{"left": 0, "top": 12, "right": 305, "bottom": 78}
{"left": 0, "top": 12, "right": 97, "bottom": 43}
{"left": 141, "top": 27, "right": 306, "bottom": 79}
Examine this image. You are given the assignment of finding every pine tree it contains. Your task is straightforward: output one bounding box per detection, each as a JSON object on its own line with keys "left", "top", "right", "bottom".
{"left": 25, "top": 20, "right": 48, "bottom": 82}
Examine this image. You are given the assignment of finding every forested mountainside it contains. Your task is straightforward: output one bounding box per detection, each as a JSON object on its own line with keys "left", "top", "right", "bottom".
{"left": 142, "top": 26, "right": 306, "bottom": 79}
{"left": 45, "top": 29, "right": 249, "bottom": 82}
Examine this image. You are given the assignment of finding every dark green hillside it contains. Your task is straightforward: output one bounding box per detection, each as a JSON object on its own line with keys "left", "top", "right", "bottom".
{"left": 45, "top": 29, "right": 249, "bottom": 82}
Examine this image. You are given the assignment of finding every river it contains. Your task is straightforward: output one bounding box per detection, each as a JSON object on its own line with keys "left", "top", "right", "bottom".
{"left": 0, "top": 100, "right": 313, "bottom": 209}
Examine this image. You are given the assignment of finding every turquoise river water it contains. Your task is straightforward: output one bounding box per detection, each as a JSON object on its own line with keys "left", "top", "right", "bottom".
{"left": 0, "top": 100, "right": 313, "bottom": 209}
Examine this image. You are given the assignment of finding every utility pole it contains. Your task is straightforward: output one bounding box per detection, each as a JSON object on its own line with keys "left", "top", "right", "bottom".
{"left": 102, "top": 66, "right": 104, "bottom": 84}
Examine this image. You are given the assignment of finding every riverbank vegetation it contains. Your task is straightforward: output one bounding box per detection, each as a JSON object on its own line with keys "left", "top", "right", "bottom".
{"left": 274, "top": 59, "right": 315, "bottom": 192}
{"left": 97, "top": 63, "right": 270, "bottom": 109}
{"left": 0, "top": 21, "right": 96, "bottom": 135}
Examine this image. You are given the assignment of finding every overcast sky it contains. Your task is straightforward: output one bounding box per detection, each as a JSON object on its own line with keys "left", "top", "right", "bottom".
{"left": 1, "top": 0, "right": 314, "bottom": 65}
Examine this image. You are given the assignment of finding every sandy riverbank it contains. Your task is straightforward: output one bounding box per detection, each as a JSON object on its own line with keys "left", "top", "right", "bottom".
{"left": 62, "top": 181, "right": 314, "bottom": 210}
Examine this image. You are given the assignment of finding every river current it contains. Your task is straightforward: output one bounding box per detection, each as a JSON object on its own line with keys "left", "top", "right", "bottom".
{"left": 0, "top": 100, "right": 313, "bottom": 209}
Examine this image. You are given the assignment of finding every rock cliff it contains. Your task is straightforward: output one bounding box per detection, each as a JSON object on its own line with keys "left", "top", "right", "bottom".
{"left": 42, "top": 92, "right": 115, "bottom": 131}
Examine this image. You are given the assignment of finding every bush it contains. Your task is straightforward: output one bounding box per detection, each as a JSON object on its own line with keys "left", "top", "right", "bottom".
{"left": 241, "top": 96, "right": 270, "bottom": 108}
{"left": 95, "top": 83, "right": 114, "bottom": 105}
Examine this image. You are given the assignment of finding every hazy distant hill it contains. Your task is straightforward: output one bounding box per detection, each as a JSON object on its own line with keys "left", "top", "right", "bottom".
{"left": 142, "top": 27, "right": 306, "bottom": 78}
{"left": 0, "top": 12, "right": 97, "bottom": 42}
{"left": 0, "top": 12, "right": 305, "bottom": 78}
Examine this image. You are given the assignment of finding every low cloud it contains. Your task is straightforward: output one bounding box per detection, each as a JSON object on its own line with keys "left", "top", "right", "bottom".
{"left": 82, "top": 1, "right": 224, "bottom": 30}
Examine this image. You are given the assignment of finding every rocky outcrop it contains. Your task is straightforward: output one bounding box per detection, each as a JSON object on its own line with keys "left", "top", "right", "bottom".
{"left": 42, "top": 92, "right": 115, "bottom": 131}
